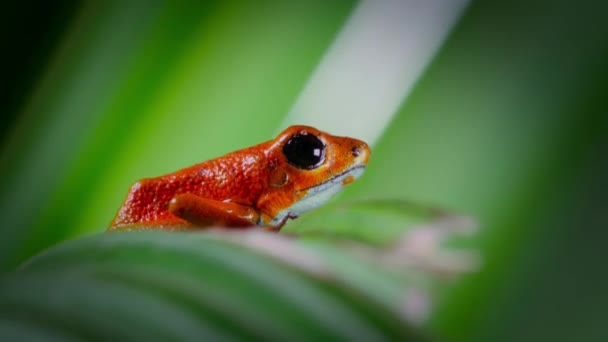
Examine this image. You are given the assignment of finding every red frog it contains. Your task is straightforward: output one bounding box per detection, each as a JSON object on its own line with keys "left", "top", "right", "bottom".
{"left": 109, "top": 125, "right": 370, "bottom": 231}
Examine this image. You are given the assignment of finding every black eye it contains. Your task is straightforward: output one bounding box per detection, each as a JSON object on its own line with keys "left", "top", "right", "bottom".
{"left": 282, "top": 133, "right": 325, "bottom": 169}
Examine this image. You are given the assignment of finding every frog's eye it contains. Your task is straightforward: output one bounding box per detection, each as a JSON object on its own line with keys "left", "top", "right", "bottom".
{"left": 283, "top": 133, "right": 325, "bottom": 169}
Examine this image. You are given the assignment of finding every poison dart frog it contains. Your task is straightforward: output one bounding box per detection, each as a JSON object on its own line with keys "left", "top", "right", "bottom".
{"left": 109, "top": 125, "right": 370, "bottom": 231}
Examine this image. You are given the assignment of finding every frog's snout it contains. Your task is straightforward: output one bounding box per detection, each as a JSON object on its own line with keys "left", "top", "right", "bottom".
{"left": 350, "top": 140, "right": 370, "bottom": 166}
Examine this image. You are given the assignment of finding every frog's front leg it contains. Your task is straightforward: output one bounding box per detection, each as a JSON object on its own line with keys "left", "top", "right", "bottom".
{"left": 168, "top": 194, "right": 260, "bottom": 228}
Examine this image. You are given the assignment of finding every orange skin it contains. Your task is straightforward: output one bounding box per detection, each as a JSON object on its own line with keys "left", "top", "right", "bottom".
{"left": 109, "top": 125, "right": 370, "bottom": 231}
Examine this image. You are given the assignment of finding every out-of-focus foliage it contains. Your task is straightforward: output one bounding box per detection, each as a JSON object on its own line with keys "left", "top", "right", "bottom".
{"left": 1, "top": 0, "right": 607, "bottom": 341}
{"left": 1, "top": 231, "right": 428, "bottom": 341}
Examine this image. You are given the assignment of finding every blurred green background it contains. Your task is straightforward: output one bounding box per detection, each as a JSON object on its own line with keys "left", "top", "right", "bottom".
{"left": 1, "top": 0, "right": 607, "bottom": 341}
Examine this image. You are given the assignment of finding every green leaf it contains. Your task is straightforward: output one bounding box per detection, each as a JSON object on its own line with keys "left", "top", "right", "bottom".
{"left": 0, "top": 231, "right": 427, "bottom": 341}
{"left": 284, "top": 199, "right": 466, "bottom": 245}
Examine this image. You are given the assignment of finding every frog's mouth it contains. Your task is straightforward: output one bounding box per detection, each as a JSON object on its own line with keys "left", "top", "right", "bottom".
{"left": 298, "top": 165, "right": 366, "bottom": 194}
{"left": 267, "top": 165, "right": 366, "bottom": 227}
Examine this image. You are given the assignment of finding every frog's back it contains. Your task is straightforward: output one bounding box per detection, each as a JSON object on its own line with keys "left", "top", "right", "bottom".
{"left": 109, "top": 147, "right": 269, "bottom": 229}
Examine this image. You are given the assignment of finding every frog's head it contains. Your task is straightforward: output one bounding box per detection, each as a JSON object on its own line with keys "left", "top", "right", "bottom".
{"left": 258, "top": 125, "right": 370, "bottom": 228}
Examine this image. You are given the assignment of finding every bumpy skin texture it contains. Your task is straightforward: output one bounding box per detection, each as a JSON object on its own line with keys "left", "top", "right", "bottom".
{"left": 109, "top": 125, "right": 370, "bottom": 230}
